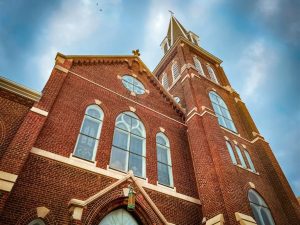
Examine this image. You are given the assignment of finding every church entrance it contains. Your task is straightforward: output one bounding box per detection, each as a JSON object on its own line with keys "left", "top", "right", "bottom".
{"left": 99, "top": 208, "right": 138, "bottom": 225}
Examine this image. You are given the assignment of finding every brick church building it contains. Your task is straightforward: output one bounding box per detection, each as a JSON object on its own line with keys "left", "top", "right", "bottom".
{"left": 0, "top": 15, "right": 299, "bottom": 225}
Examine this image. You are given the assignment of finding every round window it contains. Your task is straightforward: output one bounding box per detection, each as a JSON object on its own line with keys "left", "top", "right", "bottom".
{"left": 122, "top": 75, "right": 145, "bottom": 95}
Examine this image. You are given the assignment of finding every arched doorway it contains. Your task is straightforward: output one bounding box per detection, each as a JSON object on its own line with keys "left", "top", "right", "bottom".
{"left": 99, "top": 208, "right": 138, "bottom": 225}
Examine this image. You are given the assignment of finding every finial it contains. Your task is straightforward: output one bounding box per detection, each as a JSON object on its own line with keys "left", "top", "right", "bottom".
{"left": 168, "top": 10, "right": 174, "bottom": 16}
{"left": 132, "top": 49, "right": 140, "bottom": 56}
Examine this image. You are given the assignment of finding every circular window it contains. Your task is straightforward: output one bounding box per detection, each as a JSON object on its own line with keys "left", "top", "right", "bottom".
{"left": 122, "top": 75, "right": 145, "bottom": 95}
{"left": 174, "top": 96, "right": 180, "bottom": 103}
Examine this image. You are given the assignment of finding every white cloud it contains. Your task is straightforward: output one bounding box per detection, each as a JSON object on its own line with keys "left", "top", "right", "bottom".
{"left": 236, "top": 39, "right": 277, "bottom": 101}
{"left": 26, "top": 0, "right": 122, "bottom": 85}
{"left": 256, "top": 0, "right": 280, "bottom": 18}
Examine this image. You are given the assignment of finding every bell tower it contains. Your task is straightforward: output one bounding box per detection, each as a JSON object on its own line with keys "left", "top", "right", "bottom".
{"left": 154, "top": 14, "right": 300, "bottom": 225}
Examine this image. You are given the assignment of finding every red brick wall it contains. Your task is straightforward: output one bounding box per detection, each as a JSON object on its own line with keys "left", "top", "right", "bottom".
{"left": 0, "top": 94, "right": 32, "bottom": 158}
{"left": 0, "top": 154, "right": 201, "bottom": 225}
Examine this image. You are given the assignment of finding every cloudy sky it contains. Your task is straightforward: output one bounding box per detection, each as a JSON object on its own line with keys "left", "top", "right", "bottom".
{"left": 0, "top": 0, "right": 299, "bottom": 196}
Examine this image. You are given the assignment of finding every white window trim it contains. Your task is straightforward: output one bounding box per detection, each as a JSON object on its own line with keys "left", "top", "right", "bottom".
{"left": 73, "top": 105, "right": 104, "bottom": 162}
{"left": 206, "top": 64, "right": 219, "bottom": 84}
{"left": 193, "top": 56, "right": 205, "bottom": 76}
{"left": 171, "top": 62, "right": 180, "bottom": 82}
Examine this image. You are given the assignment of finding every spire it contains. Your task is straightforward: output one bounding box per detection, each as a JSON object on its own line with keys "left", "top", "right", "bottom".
{"left": 161, "top": 13, "right": 199, "bottom": 54}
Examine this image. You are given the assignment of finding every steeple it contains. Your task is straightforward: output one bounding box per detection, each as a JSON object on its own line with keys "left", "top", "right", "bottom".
{"left": 160, "top": 13, "right": 199, "bottom": 54}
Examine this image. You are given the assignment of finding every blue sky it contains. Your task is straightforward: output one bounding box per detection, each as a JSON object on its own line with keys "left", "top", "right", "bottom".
{"left": 0, "top": 0, "right": 299, "bottom": 196}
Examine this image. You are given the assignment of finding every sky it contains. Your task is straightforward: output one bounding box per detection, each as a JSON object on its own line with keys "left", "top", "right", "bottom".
{"left": 0, "top": 0, "right": 299, "bottom": 196}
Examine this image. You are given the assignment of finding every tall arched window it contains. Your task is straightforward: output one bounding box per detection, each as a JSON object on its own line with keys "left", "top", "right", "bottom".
{"left": 225, "top": 141, "right": 237, "bottom": 165}
{"left": 162, "top": 73, "right": 169, "bottom": 89}
{"left": 28, "top": 219, "right": 46, "bottom": 225}
{"left": 244, "top": 149, "right": 256, "bottom": 172}
{"left": 110, "top": 112, "right": 146, "bottom": 178}
{"left": 209, "top": 91, "right": 237, "bottom": 132}
{"left": 235, "top": 145, "right": 247, "bottom": 168}
{"left": 248, "top": 189, "right": 275, "bottom": 225}
{"left": 193, "top": 56, "right": 204, "bottom": 76}
{"left": 156, "top": 133, "right": 173, "bottom": 187}
{"left": 73, "top": 105, "right": 104, "bottom": 161}
{"left": 207, "top": 65, "right": 219, "bottom": 84}
{"left": 172, "top": 62, "right": 180, "bottom": 81}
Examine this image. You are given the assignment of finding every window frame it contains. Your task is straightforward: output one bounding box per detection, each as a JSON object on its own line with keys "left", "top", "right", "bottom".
{"left": 28, "top": 219, "right": 46, "bottom": 225}
{"left": 162, "top": 73, "right": 169, "bottom": 89}
{"left": 248, "top": 189, "right": 276, "bottom": 225}
{"left": 207, "top": 65, "right": 219, "bottom": 84}
{"left": 235, "top": 145, "right": 247, "bottom": 168}
{"left": 156, "top": 132, "right": 174, "bottom": 187}
{"left": 209, "top": 91, "right": 237, "bottom": 133}
{"left": 121, "top": 75, "right": 146, "bottom": 95}
{"left": 225, "top": 141, "right": 238, "bottom": 165}
{"left": 172, "top": 62, "right": 180, "bottom": 82}
{"left": 109, "top": 112, "right": 146, "bottom": 178}
{"left": 244, "top": 149, "right": 256, "bottom": 172}
{"left": 73, "top": 105, "right": 104, "bottom": 162}
{"left": 193, "top": 56, "right": 205, "bottom": 76}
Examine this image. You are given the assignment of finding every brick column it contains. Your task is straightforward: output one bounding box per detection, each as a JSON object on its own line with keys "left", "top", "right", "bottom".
{"left": 253, "top": 138, "right": 300, "bottom": 224}
{"left": 0, "top": 56, "right": 71, "bottom": 212}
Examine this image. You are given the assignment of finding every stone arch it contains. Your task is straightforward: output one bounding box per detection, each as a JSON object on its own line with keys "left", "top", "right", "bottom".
{"left": 16, "top": 206, "right": 57, "bottom": 225}
{"left": 82, "top": 183, "right": 163, "bottom": 225}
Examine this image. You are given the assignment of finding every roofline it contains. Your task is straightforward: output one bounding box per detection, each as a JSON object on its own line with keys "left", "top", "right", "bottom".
{"left": 153, "top": 37, "right": 222, "bottom": 75}
{"left": 56, "top": 52, "right": 186, "bottom": 116}
{"left": 0, "top": 76, "right": 41, "bottom": 102}
{"left": 56, "top": 52, "right": 137, "bottom": 60}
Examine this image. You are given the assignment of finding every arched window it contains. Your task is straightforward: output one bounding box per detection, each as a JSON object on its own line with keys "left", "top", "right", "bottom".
{"left": 73, "top": 105, "right": 104, "bottom": 161}
{"left": 244, "top": 149, "right": 256, "bottom": 172}
{"left": 99, "top": 208, "right": 138, "bottom": 225}
{"left": 225, "top": 141, "right": 237, "bottom": 165}
{"left": 28, "top": 219, "right": 46, "bottom": 225}
{"left": 122, "top": 75, "right": 145, "bottom": 95}
{"left": 162, "top": 73, "right": 169, "bottom": 89}
{"left": 174, "top": 96, "right": 180, "bottom": 103}
{"left": 209, "top": 91, "right": 237, "bottom": 132}
{"left": 172, "top": 62, "right": 180, "bottom": 81}
{"left": 193, "top": 57, "right": 204, "bottom": 76}
{"left": 207, "top": 65, "right": 219, "bottom": 84}
{"left": 235, "top": 145, "right": 247, "bottom": 168}
{"left": 110, "top": 112, "right": 146, "bottom": 178}
{"left": 248, "top": 189, "right": 275, "bottom": 225}
{"left": 156, "top": 133, "right": 173, "bottom": 187}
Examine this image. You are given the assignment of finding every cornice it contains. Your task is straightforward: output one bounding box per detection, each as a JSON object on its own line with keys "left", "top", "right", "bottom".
{"left": 0, "top": 76, "right": 41, "bottom": 102}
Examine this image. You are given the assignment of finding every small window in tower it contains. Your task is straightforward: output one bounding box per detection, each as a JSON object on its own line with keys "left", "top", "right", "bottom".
{"left": 28, "top": 219, "right": 46, "bottom": 225}
{"left": 235, "top": 145, "right": 247, "bottom": 168}
{"left": 193, "top": 57, "right": 204, "bottom": 76}
{"left": 164, "top": 43, "right": 168, "bottom": 54}
{"left": 174, "top": 96, "right": 180, "bottom": 103}
{"left": 162, "top": 73, "right": 169, "bottom": 89}
{"left": 172, "top": 63, "right": 180, "bottom": 81}
{"left": 225, "top": 141, "right": 237, "bottom": 165}
{"left": 209, "top": 91, "right": 237, "bottom": 132}
{"left": 207, "top": 65, "right": 219, "bottom": 84}
{"left": 122, "top": 75, "right": 145, "bottom": 95}
{"left": 244, "top": 149, "right": 256, "bottom": 172}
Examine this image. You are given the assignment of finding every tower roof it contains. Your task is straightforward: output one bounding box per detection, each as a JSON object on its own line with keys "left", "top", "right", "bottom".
{"left": 161, "top": 13, "right": 199, "bottom": 54}
{"left": 167, "top": 14, "right": 189, "bottom": 45}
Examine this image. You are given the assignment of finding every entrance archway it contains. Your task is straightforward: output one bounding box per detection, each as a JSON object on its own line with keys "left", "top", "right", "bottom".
{"left": 99, "top": 208, "right": 138, "bottom": 225}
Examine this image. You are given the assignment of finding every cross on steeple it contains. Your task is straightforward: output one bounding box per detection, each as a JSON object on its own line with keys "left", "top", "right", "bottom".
{"left": 168, "top": 10, "right": 174, "bottom": 16}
